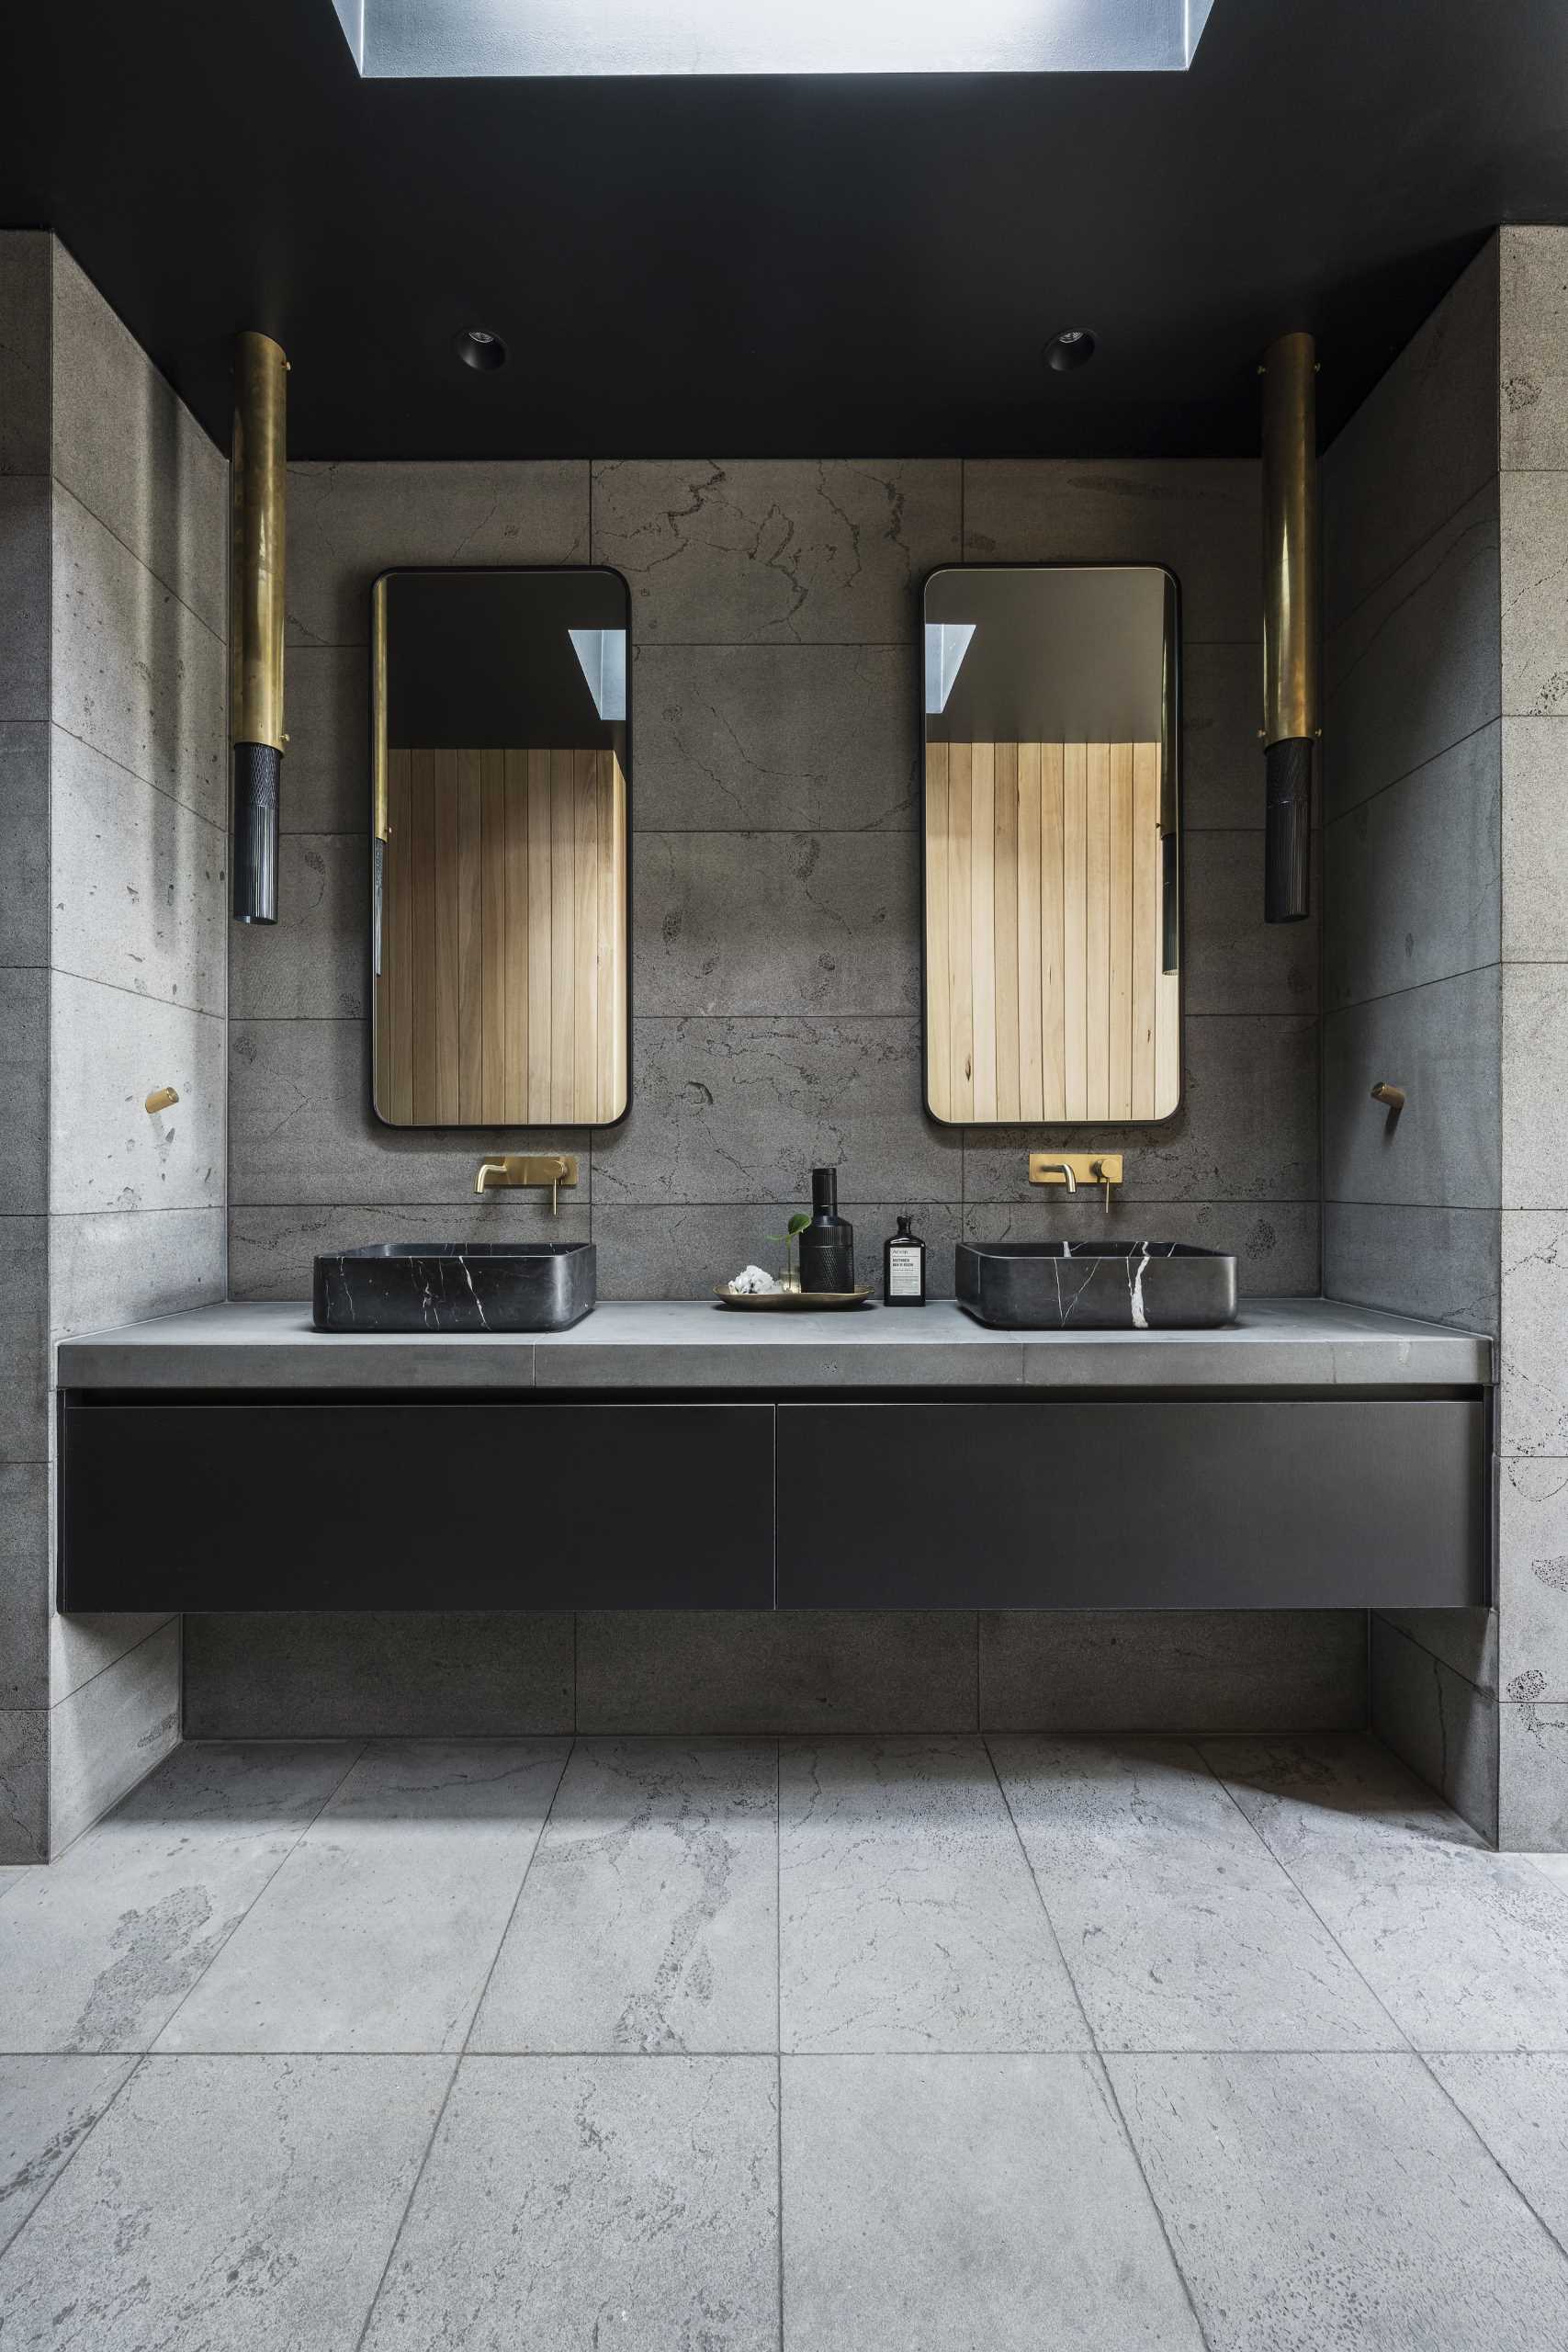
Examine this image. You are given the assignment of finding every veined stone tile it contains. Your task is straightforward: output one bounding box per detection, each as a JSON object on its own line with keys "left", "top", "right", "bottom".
{"left": 634, "top": 830, "right": 919, "bottom": 1016}
{"left": 0, "top": 1739, "right": 361, "bottom": 2051}
{"left": 360, "top": 2054, "right": 778, "bottom": 2351}
{"left": 471, "top": 1737, "right": 777, "bottom": 2053}
{"left": 1323, "top": 1202, "right": 1499, "bottom": 1333}
{"left": 158, "top": 1740, "right": 570, "bottom": 2053}
{"left": 0, "top": 970, "right": 47, "bottom": 1212}
{"left": 0, "top": 1712, "right": 48, "bottom": 1867}
{"left": 1369, "top": 1613, "right": 1498, "bottom": 1843}
{"left": 1499, "top": 1457, "right": 1568, "bottom": 1703}
{"left": 286, "top": 458, "right": 590, "bottom": 647}
{"left": 577, "top": 1611, "right": 977, "bottom": 1736}
{"left": 1183, "top": 831, "right": 1319, "bottom": 1016}
{"left": 51, "top": 243, "right": 227, "bottom": 635}
{"left": 49, "top": 729, "right": 226, "bottom": 1015}
{"left": 0, "top": 1464, "right": 49, "bottom": 1712}
{"left": 0, "top": 1219, "right": 47, "bottom": 1461}
{"left": 782, "top": 2053, "right": 1202, "bottom": 2352}
{"left": 635, "top": 642, "right": 918, "bottom": 831}
{"left": 592, "top": 457, "right": 959, "bottom": 645}
{"left": 182, "top": 1610, "right": 574, "bottom": 1737}
{"left": 1502, "top": 227, "right": 1568, "bottom": 470}
{"left": 778, "top": 1736, "right": 1087, "bottom": 2052}
{"left": 51, "top": 486, "right": 226, "bottom": 824}
{"left": 1502, "top": 469, "right": 1568, "bottom": 717}
{"left": 0, "top": 2054, "right": 451, "bottom": 2349}
{"left": 1203, "top": 1734, "right": 1568, "bottom": 2048}
{"left": 0, "top": 234, "right": 50, "bottom": 477}
{"left": 1500, "top": 1211, "right": 1568, "bottom": 1458}
{"left": 281, "top": 645, "right": 369, "bottom": 834}
{"left": 229, "top": 1016, "right": 588, "bottom": 1207}
{"left": 963, "top": 458, "right": 1258, "bottom": 642}
{"left": 989, "top": 1736, "right": 1397, "bottom": 2051}
{"left": 1323, "top": 722, "right": 1500, "bottom": 1011}
{"left": 1431, "top": 2051, "right": 1568, "bottom": 2252}
{"left": 592, "top": 1014, "right": 959, "bottom": 1206}
{"left": 0, "top": 480, "right": 50, "bottom": 725}
{"left": 50, "top": 972, "right": 223, "bottom": 1214}
{"left": 1502, "top": 717, "right": 1568, "bottom": 959}
{"left": 1111, "top": 2051, "right": 1568, "bottom": 2351}
{"left": 48, "top": 1206, "right": 223, "bottom": 1340}
{"left": 1323, "top": 480, "right": 1501, "bottom": 821}
{"left": 48, "top": 1620, "right": 181, "bottom": 1858}
{"left": 979, "top": 1614, "right": 1366, "bottom": 1736}
{"left": 1323, "top": 237, "right": 1499, "bottom": 629}
{"left": 229, "top": 834, "right": 367, "bottom": 1020}
{"left": 1499, "top": 1697, "right": 1568, "bottom": 1851}
{"left": 0, "top": 2055, "right": 136, "bottom": 2257}
{"left": 1503, "top": 964, "right": 1568, "bottom": 1208}
{"left": 1323, "top": 967, "right": 1499, "bottom": 1211}
{"left": 0, "top": 727, "right": 49, "bottom": 967}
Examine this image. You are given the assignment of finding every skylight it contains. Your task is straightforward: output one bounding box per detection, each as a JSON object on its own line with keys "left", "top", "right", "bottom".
{"left": 331, "top": 0, "right": 1216, "bottom": 77}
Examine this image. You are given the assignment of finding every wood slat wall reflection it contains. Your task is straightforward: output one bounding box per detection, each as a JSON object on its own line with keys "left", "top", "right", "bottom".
{"left": 926, "top": 740, "right": 1178, "bottom": 1124}
{"left": 375, "top": 747, "right": 626, "bottom": 1125}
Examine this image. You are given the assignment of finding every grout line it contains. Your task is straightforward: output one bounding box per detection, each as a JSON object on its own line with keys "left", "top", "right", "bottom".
{"left": 980, "top": 1737, "right": 1217, "bottom": 2350}
{"left": 349, "top": 2052, "right": 464, "bottom": 2352}
{"left": 144, "top": 1736, "right": 372, "bottom": 2050}
{"left": 1323, "top": 956, "right": 1501, "bottom": 1019}
{"left": 1319, "top": 713, "right": 1498, "bottom": 831}
{"left": 1416, "top": 2052, "right": 1568, "bottom": 2269}
{"left": 0, "top": 2045, "right": 150, "bottom": 2263}
{"left": 349, "top": 1733, "right": 578, "bottom": 2352}
{"left": 1190, "top": 1740, "right": 1416, "bottom": 2052}
{"left": 46, "top": 716, "right": 225, "bottom": 832}
{"left": 50, "top": 478, "right": 226, "bottom": 649}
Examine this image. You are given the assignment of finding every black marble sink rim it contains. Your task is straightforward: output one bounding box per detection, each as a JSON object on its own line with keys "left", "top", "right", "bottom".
{"left": 312, "top": 1239, "right": 597, "bottom": 1334}
{"left": 325, "top": 1240, "right": 592, "bottom": 1261}
{"left": 954, "top": 1238, "right": 1237, "bottom": 1331}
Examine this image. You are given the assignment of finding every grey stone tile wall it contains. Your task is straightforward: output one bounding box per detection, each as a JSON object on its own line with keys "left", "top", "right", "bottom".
{"left": 182, "top": 1608, "right": 1368, "bottom": 1741}
{"left": 0, "top": 233, "right": 225, "bottom": 1858}
{"left": 1320, "top": 235, "right": 1506, "bottom": 1841}
{"left": 231, "top": 452, "right": 1315, "bottom": 1302}
{"left": 1495, "top": 228, "right": 1568, "bottom": 1844}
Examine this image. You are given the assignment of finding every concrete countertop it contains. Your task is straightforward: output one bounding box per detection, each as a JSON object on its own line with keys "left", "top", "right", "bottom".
{"left": 55, "top": 1296, "right": 1495, "bottom": 1393}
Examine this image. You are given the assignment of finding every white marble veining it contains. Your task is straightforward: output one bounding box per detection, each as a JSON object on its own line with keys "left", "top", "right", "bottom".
{"left": 55, "top": 1295, "right": 1494, "bottom": 1392}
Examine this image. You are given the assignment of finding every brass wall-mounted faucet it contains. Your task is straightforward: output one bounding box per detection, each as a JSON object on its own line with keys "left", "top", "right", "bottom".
{"left": 474, "top": 1153, "right": 579, "bottom": 1215}
{"left": 1028, "top": 1152, "right": 1124, "bottom": 1216}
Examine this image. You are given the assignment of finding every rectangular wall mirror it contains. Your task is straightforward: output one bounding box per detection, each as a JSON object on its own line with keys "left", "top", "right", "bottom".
{"left": 371, "top": 567, "right": 629, "bottom": 1127}
{"left": 922, "top": 564, "right": 1180, "bottom": 1125}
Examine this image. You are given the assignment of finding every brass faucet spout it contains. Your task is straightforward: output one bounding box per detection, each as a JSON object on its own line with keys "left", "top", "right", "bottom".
{"left": 473, "top": 1154, "right": 578, "bottom": 1213}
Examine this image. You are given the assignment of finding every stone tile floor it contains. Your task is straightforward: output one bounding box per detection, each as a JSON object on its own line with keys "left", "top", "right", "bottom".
{"left": 3, "top": 1732, "right": 1568, "bottom": 2346}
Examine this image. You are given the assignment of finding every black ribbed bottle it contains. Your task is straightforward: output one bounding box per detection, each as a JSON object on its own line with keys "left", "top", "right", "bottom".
{"left": 797, "top": 1167, "right": 855, "bottom": 1293}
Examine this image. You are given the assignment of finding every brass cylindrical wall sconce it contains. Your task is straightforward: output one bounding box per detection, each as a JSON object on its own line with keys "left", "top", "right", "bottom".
{"left": 1259, "top": 329, "right": 1319, "bottom": 924}
{"left": 231, "top": 331, "right": 288, "bottom": 923}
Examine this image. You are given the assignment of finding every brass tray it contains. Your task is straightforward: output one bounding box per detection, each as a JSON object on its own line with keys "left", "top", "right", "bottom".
{"left": 714, "top": 1284, "right": 872, "bottom": 1312}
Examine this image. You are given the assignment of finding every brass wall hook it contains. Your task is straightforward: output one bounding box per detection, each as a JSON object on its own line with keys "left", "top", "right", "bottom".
{"left": 144, "top": 1085, "right": 179, "bottom": 1114}
{"left": 1371, "top": 1081, "right": 1405, "bottom": 1113}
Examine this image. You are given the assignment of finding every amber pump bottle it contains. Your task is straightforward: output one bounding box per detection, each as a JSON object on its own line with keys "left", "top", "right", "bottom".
{"left": 883, "top": 1213, "right": 927, "bottom": 1306}
{"left": 797, "top": 1167, "right": 855, "bottom": 1293}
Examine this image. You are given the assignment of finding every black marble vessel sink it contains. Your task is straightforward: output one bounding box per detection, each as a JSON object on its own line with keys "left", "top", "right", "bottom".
{"left": 312, "top": 1242, "right": 596, "bottom": 1333}
{"left": 955, "top": 1241, "right": 1236, "bottom": 1330}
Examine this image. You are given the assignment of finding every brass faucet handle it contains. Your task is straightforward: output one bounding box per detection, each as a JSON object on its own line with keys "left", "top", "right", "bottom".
{"left": 474, "top": 1153, "right": 580, "bottom": 1204}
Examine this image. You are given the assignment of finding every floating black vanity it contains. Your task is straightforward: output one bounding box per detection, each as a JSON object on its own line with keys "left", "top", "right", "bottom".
{"left": 57, "top": 1300, "right": 1492, "bottom": 1617}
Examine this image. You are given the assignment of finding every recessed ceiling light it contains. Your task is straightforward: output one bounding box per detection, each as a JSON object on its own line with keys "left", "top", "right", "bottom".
{"left": 455, "top": 327, "right": 507, "bottom": 374}
{"left": 1046, "top": 328, "right": 1098, "bottom": 374}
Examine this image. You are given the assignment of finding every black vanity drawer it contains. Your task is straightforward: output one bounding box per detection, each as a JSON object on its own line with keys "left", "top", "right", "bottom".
{"left": 776, "top": 1398, "right": 1486, "bottom": 1609}
{"left": 61, "top": 1400, "right": 773, "bottom": 1611}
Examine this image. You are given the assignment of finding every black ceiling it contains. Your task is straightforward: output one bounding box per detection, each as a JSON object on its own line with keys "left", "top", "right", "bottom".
{"left": 5, "top": 0, "right": 1566, "bottom": 460}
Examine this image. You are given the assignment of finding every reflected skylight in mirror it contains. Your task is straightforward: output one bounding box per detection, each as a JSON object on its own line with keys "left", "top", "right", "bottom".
{"left": 331, "top": 0, "right": 1217, "bottom": 76}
